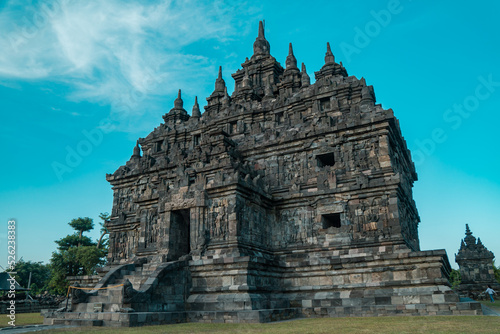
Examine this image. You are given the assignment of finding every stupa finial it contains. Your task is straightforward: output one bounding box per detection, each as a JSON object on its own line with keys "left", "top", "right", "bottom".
{"left": 132, "top": 140, "right": 141, "bottom": 158}
{"left": 191, "top": 96, "right": 201, "bottom": 118}
{"left": 301, "top": 62, "right": 310, "bottom": 87}
{"left": 258, "top": 20, "right": 265, "bottom": 38}
{"left": 253, "top": 20, "right": 270, "bottom": 56}
{"left": 174, "top": 89, "right": 183, "bottom": 109}
{"left": 325, "top": 42, "right": 335, "bottom": 64}
{"left": 285, "top": 43, "right": 298, "bottom": 70}
{"left": 214, "top": 66, "right": 226, "bottom": 92}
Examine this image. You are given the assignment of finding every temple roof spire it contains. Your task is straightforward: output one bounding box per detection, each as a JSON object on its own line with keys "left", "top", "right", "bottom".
{"left": 301, "top": 63, "right": 310, "bottom": 87}
{"left": 252, "top": 20, "right": 270, "bottom": 57}
{"left": 214, "top": 66, "right": 226, "bottom": 92}
{"left": 174, "top": 89, "right": 183, "bottom": 109}
{"left": 465, "top": 223, "right": 472, "bottom": 236}
{"left": 463, "top": 223, "right": 476, "bottom": 246}
{"left": 191, "top": 96, "right": 201, "bottom": 118}
{"left": 285, "top": 43, "right": 298, "bottom": 70}
{"left": 163, "top": 88, "right": 189, "bottom": 123}
{"left": 206, "top": 67, "right": 228, "bottom": 112}
{"left": 221, "top": 86, "right": 231, "bottom": 106}
{"left": 325, "top": 42, "right": 335, "bottom": 65}
{"left": 315, "top": 42, "right": 347, "bottom": 80}
{"left": 258, "top": 20, "right": 265, "bottom": 38}
{"left": 132, "top": 140, "right": 141, "bottom": 158}
{"left": 242, "top": 67, "right": 252, "bottom": 88}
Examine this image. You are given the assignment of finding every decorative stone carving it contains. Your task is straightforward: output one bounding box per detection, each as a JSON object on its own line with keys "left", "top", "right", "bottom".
{"left": 123, "top": 279, "right": 149, "bottom": 304}
{"left": 48, "top": 21, "right": 481, "bottom": 327}
{"left": 71, "top": 283, "right": 90, "bottom": 304}
{"left": 455, "top": 224, "right": 500, "bottom": 298}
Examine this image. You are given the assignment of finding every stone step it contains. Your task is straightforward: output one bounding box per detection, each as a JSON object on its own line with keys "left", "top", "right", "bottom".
{"left": 87, "top": 295, "right": 110, "bottom": 304}
{"left": 46, "top": 310, "right": 191, "bottom": 327}
{"left": 71, "top": 286, "right": 124, "bottom": 312}
{"left": 119, "top": 269, "right": 131, "bottom": 276}
{"left": 122, "top": 275, "right": 143, "bottom": 290}
{"left": 99, "top": 289, "right": 110, "bottom": 297}
{"left": 73, "top": 301, "right": 122, "bottom": 313}
{"left": 53, "top": 318, "right": 104, "bottom": 327}
{"left": 96, "top": 266, "right": 111, "bottom": 278}
{"left": 116, "top": 265, "right": 158, "bottom": 291}
{"left": 73, "top": 303, "right": 89, "bottom": 313}
{"left": 67, "top": 264, "right": 150, "bottom": 315}
{"left": 51, "top": 311, "right": 133, "bottom": 327}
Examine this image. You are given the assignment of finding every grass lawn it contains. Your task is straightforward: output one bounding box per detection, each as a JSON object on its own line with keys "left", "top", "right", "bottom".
{"left": 0, "top": 312, "right": 44, "bottom": 327}
{"left": 48, "top": 316, "right": 500, "bottom": 334}
{"left": 480, "top": 299, "right": 500, "bottom": 312}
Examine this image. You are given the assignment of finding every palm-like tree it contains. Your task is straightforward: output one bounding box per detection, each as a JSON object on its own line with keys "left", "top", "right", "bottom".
{"left": 68, "top": 217, "right": 94, "bottom": 246}
{"left": 97, "top": 212, "right": 110, "bottom": 249}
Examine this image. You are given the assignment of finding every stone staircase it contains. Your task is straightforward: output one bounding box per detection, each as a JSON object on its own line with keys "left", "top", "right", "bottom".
{"left": 43, "top": 261, "right": 188, "bottom": 327}
{"left": 44, "top": 264, "right": 143, "bottom": 327}
{"left": 71, "top": 285, "right": 122, "bottom": 313}
{"left": 121, "top": 262, "right": 158, "bottom": 290}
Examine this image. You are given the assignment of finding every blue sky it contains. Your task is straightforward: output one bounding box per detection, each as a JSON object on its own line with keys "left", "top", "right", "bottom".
{"left": 1, "top": 0, "right": 499, "bottom": 270}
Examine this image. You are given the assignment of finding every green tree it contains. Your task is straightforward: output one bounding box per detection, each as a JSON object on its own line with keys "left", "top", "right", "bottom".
{"left": 48, "top": 251, "right": 74, "bottom": 295}
{"left": 68, "top": 217, "right": 94, "bottom": 243}
{"left": 449, "top": 269, "right": 461, "bottom": 289}
{"left": 493, "top": 261, "right": 500, "bottom": 284}
{"left": 48, "top": 217, "right": 107, "bottom": 295}
{"left": 55, "top": 234, "right": 94, "bottom": 251}
{"left": 29, "top": 283, "right": 38, "bottom": 295}
{"left": 97, "top": 212, "right": 110, "bottom": 249}
{"left": 8, "top": 260, "right": 50, "bottom": 295}
{"left": 77, "top": 246, "right": 107, "bottom": 273}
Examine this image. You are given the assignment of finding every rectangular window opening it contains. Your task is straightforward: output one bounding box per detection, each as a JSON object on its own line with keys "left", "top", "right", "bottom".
{"left": 329, "top": 117, "right": 335, "bottom": 127}
{"left": 276, "top": 112, "right": 284, "bottom": 124}
{"left": 193, "top": 134, "right": 201, "bottom": 146}
{"left": 322, "top": 213, "right": 341, "bottom": 229}
{"left": 156, "top": 140, "right": 163, "bottom": 152}
{"left": 317, "top": 152, "right": 335, "bottom": 167}
{"left": 188, "top": 174, "right": 196, "bottom": 186}
{"left": 320, "top": 98, "right": 331, "bottom": 111}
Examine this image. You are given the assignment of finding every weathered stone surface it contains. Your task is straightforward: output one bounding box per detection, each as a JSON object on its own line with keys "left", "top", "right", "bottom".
{"left": 44, "top": 21, "right": 481, "bottom": 327}
{"left": 455, "top": 224, "right": 500, "bottom": 298}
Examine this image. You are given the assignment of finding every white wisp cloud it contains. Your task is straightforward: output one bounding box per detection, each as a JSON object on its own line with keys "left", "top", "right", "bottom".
{"left": 0, "top": 0, "right": 258, "bottom": 124}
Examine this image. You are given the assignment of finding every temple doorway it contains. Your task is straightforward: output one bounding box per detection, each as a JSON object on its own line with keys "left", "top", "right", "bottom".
{"left": 169, "top": 209, "right": 191, "bottom": 260}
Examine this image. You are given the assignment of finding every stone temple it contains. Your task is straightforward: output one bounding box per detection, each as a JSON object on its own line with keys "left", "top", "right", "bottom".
{"left": 44, "top": 22, "right": 482, "bottom": 327}
{"left": 455, "top": 224, "right": 500, "bottom": 298}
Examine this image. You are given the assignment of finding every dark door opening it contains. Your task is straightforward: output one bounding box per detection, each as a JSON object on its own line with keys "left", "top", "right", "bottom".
{"left": 170, "top": 209, "right": 191, "bottom": 260}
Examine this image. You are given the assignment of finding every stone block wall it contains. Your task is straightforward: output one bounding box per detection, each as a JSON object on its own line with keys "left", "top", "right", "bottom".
{"left": 66, "top": 275, "right": 101, "bottom": 288}
{"left": 44, "top": 22, "right": 484, "bottom": 327}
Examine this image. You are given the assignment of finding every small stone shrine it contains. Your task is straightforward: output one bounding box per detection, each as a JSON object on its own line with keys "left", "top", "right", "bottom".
{"left": 455, "top": 224, "right": 500, "bottom": 298}
{"left": 43, "top": 22, "right": 482, "bottom": 327}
